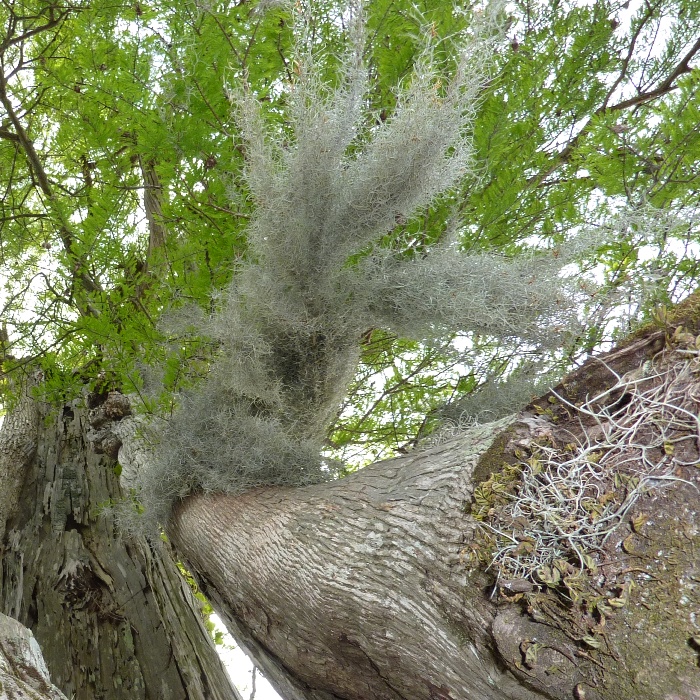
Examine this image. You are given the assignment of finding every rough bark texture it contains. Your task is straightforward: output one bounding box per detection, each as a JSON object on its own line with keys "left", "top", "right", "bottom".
{"left": 171, "top": 418, "right": 543, "bottom": 700}
{"left": 168, "top": 317, "right": 700, "bottom": 700}
{"left": 0, "top": 377, "right": 40, "bottom": 543}
{"left": 0, "top": 391, "right": 242, "bottom": 700}
{"left": 5, "top": 302, "right": 700, "bottom": 700}
{"left": 138, "top": 156, "right": 168, "bottom": 267}
{"left": 0, "top": 612, "right": 68, "bottom": 700}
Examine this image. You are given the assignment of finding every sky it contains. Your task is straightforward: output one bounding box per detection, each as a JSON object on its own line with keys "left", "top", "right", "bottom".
{"left": 212, "top": 614, "right": 282, "bottom": 700}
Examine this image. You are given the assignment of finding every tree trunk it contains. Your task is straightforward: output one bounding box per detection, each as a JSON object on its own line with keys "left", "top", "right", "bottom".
{"left": 0, "top": 389, "right": 242, "bottom": 700}
{"left": 168, "top": 327, "right": 700, "bottom": 700}
{"left": 0, "top": 611, "right": 68, "bottom": 699}
{"left": 6, "top": 322, "right": 699, "bottom": 700}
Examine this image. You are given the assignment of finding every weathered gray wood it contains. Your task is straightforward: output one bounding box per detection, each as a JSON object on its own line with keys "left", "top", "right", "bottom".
{"left": 0, "top": 393, "right": 242, "bottom": 700}
{"left": 0, "top": 377, "right": 39, "bottom": 543}
{"left": 0, "top": 612, "right": 67, "bottom": 700}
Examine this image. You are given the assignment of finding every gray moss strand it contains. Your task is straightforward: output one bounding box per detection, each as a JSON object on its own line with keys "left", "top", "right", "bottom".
{"left": 126, "top": 1, "right": 600, "bottom": 532}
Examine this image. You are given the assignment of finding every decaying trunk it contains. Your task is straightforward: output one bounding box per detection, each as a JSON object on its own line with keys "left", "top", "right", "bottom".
{"left": 168, "top": 321, "right": 700, "bottom": 700}
{"left": 0, "top": 390, "right": 242, "bottom": 700}
{"left": 0, "top": 612, "right": 68, "bottom": 699}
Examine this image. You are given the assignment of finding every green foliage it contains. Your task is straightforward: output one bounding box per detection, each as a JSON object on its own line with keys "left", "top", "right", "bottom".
{"left": 120, "top": 0, "right": 648, "bottom": 532}
{"left": 328, "top": 0, "right": 700, "bottom": 454}
{"left": 177, "top": 562, "right": 225, "bottom": 645}
{"left": 0, "top": 0, "right": 698, "bottom": 503}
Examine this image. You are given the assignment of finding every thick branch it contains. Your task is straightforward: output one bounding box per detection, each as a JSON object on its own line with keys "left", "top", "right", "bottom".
{"left": 168, "top": 314, "right": 700, "bottom": 700}
{"left": 170, "top": 418, "right": 542, "bottom": 700}
{"left": 0, "top": 5, "right": 69, "bottom": 53}
{"left": 601, "top": 0, "right": 659, "bottom": 110}
{"left": 138, "top": 156, "right": 168, "bottom": 267}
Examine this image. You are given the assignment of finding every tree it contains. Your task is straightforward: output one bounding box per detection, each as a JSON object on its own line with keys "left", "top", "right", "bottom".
{"left": 0, "top": 0, "right": 699, "bottom": 699}
{"left": 0, "top": 611, "right": 68, "bottom": 699}
{"left": 0, "top": 383, "right": 242, "bottom": 699}
{"left": 169, "top": 312, "right": 700, "bottom": 700}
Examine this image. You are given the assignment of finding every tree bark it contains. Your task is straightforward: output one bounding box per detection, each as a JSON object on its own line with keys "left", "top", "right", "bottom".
{"left": 168, "top": 327, "right": 700, "bottom": 700}
{"left": 0, "top": 611, "right": 68, "bottom": 699}
{"left": 0, "top": 390, "right": 242, "bottom": 700}
{"left": 4, "top": 321, "right": 700, "bottom": 700}
{"left": 171, "top": 419, "right": 538, "bottom": 700}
